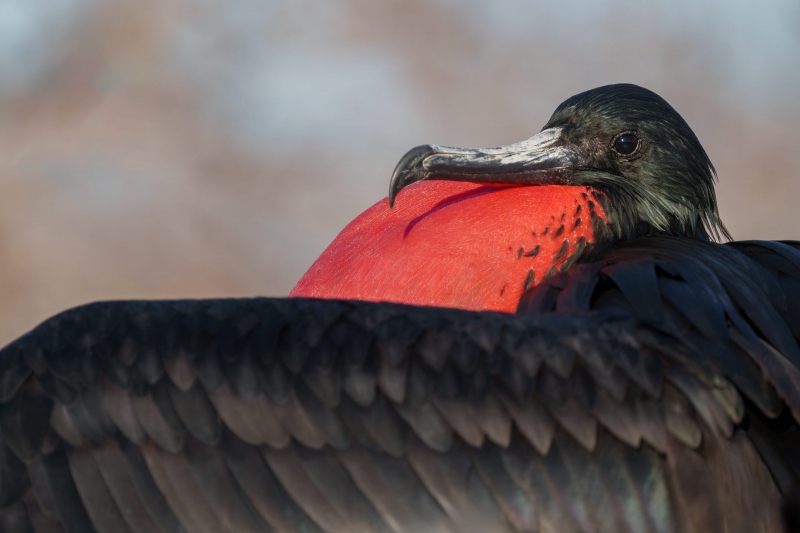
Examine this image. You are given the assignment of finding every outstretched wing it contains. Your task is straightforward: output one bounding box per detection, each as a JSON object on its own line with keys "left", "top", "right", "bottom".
{"left": 522, "top": 237, "right": 800, "bottom": 510}
{"left": 0, "top": 237, "right": 798, "bottom": 533}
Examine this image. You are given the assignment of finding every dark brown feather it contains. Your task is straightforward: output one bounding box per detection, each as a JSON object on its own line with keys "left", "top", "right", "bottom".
{"left": 182, "top": 435, "right": 266, "bottom": 533}
{"left": 64, "top": 445, "right": 133, "bottom": 533}
{"left": 139, "top": 440, "right": 224, "bottom": 533}
{"left": 91, "top": 441, "right": 168, "bottom": 533}
{"left": 2, "top": 239, "right": 800, "bottom": 533}
{"left": 221, "top": 431, "right": 324, "bottom": 533}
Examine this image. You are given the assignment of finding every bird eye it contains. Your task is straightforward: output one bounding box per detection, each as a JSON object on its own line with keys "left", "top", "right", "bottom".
{"left": 612, "top": 132, "right": 640, "bottom": 157}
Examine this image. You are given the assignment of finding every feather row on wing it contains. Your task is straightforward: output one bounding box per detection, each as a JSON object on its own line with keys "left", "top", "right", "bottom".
{"left": 0, "top": 237, "right": 797, "bottom": 532}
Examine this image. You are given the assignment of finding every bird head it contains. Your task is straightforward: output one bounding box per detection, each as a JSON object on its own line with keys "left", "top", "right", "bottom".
{"left": 390, "top": 83, "right": 731, "bottom": 242}
{"left": 293, "top": 84, "right": 731, "bottom": 312}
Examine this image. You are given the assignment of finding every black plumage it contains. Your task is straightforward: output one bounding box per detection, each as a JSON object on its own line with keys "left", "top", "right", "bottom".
{"left": 0, "top": 260, "right": 796, "bottom": 532}
{"left": 1, "top": 84, "right": 799, "bottom": 532}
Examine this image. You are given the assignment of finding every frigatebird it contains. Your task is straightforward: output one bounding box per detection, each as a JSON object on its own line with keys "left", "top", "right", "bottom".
{"left": 292, "top": 84, "right": 730, "bottom": 312}
{"left": 0, "top": 84, "right": 799, "bottom": 533}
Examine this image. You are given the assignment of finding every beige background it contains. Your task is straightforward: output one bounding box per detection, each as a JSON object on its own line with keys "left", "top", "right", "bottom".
{"left": 0, "top": 0, "right": 798, "bottom": 344}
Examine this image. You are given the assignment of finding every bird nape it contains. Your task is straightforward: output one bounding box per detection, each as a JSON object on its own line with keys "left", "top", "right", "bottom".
{"left": 1, "top": 83, "right": 799, "bottom": 533}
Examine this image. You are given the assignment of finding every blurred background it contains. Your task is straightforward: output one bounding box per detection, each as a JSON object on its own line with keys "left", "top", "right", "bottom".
{"left": 0, "top": 0, "right": 798, "bottom": 344}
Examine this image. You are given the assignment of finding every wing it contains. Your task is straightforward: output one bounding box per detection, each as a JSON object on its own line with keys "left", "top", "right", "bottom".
{"left": 523, "top": 236, "right": 800, "bottom": 523}
{"left": 0, "top": 238, "right": 797, "bottom": 533}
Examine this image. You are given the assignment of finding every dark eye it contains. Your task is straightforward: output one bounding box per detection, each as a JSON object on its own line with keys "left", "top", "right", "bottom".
{"left": 612, "top": 132, "right": 640, "bottom": 156}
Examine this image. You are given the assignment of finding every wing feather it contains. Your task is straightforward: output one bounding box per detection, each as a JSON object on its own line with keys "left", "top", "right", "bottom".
{"left": 48, "top": 405, "right": 87, "bottom": 448}
{"left": 271, "top": 390, "right": 327, "bottom": 449}
{"left": 336, "top": 443, "right": 424, "bottom": 533}
{"left": 40, "top": 444, "right": 97, "bottom": 533}
{"left": 0, "top": 385, "right": 53, "bottom": 462}
{"left": 294, "top": 444, "right": 394, "bottom": 533}
{"left": 481, "top": 438, "right": 550, "bottom": 532}
{"left": 182, "top": 435, "right": 266, "bottom": 533}
{"left": 167, "top": 382, "right": 221, "bottom": 445}
{"left": 0, "top": 497, "right": 34, "bottom": 533}
{"left": 262, "top": 446, "right": 348, "bottom": 532}
{"left": 24, "top": 458, "right": 58, "bottom": 521}
{"left": 405, "top": 436, "right": 513, "bottom": 533}
{"left": 22, "top": 491, "right": 62, "bottom": 533}
{"left": 91, "top": 441, "right": 167, "bottom": 533}
{"left": 130, "top": 394, "right": 184, "bottom": 453}
{"left": 207, "top": 384, "right": 290, "bottom": 448}
{"left": 99, "top": 380, "right": 146, "bottom": 445}
{"left": 524, "top": 453, "right": 584, "bottom": 533}
{"left": 139, "top": 440, "right": 224, "bottom": 533}
{"left": 220, "top": 431, "right": 324, "bottom": 533}
{"left": 1, "top": 236, "right": 800, "bottom": 532}
{"left": 64, "top": 445, "right": 133, "bottom": 533}
{"left": 116, "top": 436, "right": 188, "bottom": 532}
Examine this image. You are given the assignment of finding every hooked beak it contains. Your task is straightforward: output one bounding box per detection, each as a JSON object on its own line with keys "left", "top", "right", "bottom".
{"left": 389, "top": 127, "right": 583, "bottom": 207}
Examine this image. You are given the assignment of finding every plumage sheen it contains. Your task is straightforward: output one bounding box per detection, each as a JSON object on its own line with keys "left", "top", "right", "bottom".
{"left": 1, "top": 84, "right": 799, "bottom": 532}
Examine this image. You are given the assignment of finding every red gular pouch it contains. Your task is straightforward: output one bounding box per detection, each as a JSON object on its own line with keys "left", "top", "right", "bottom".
{"left": 291, "top": 181, "right": 606, "bottom": 313}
